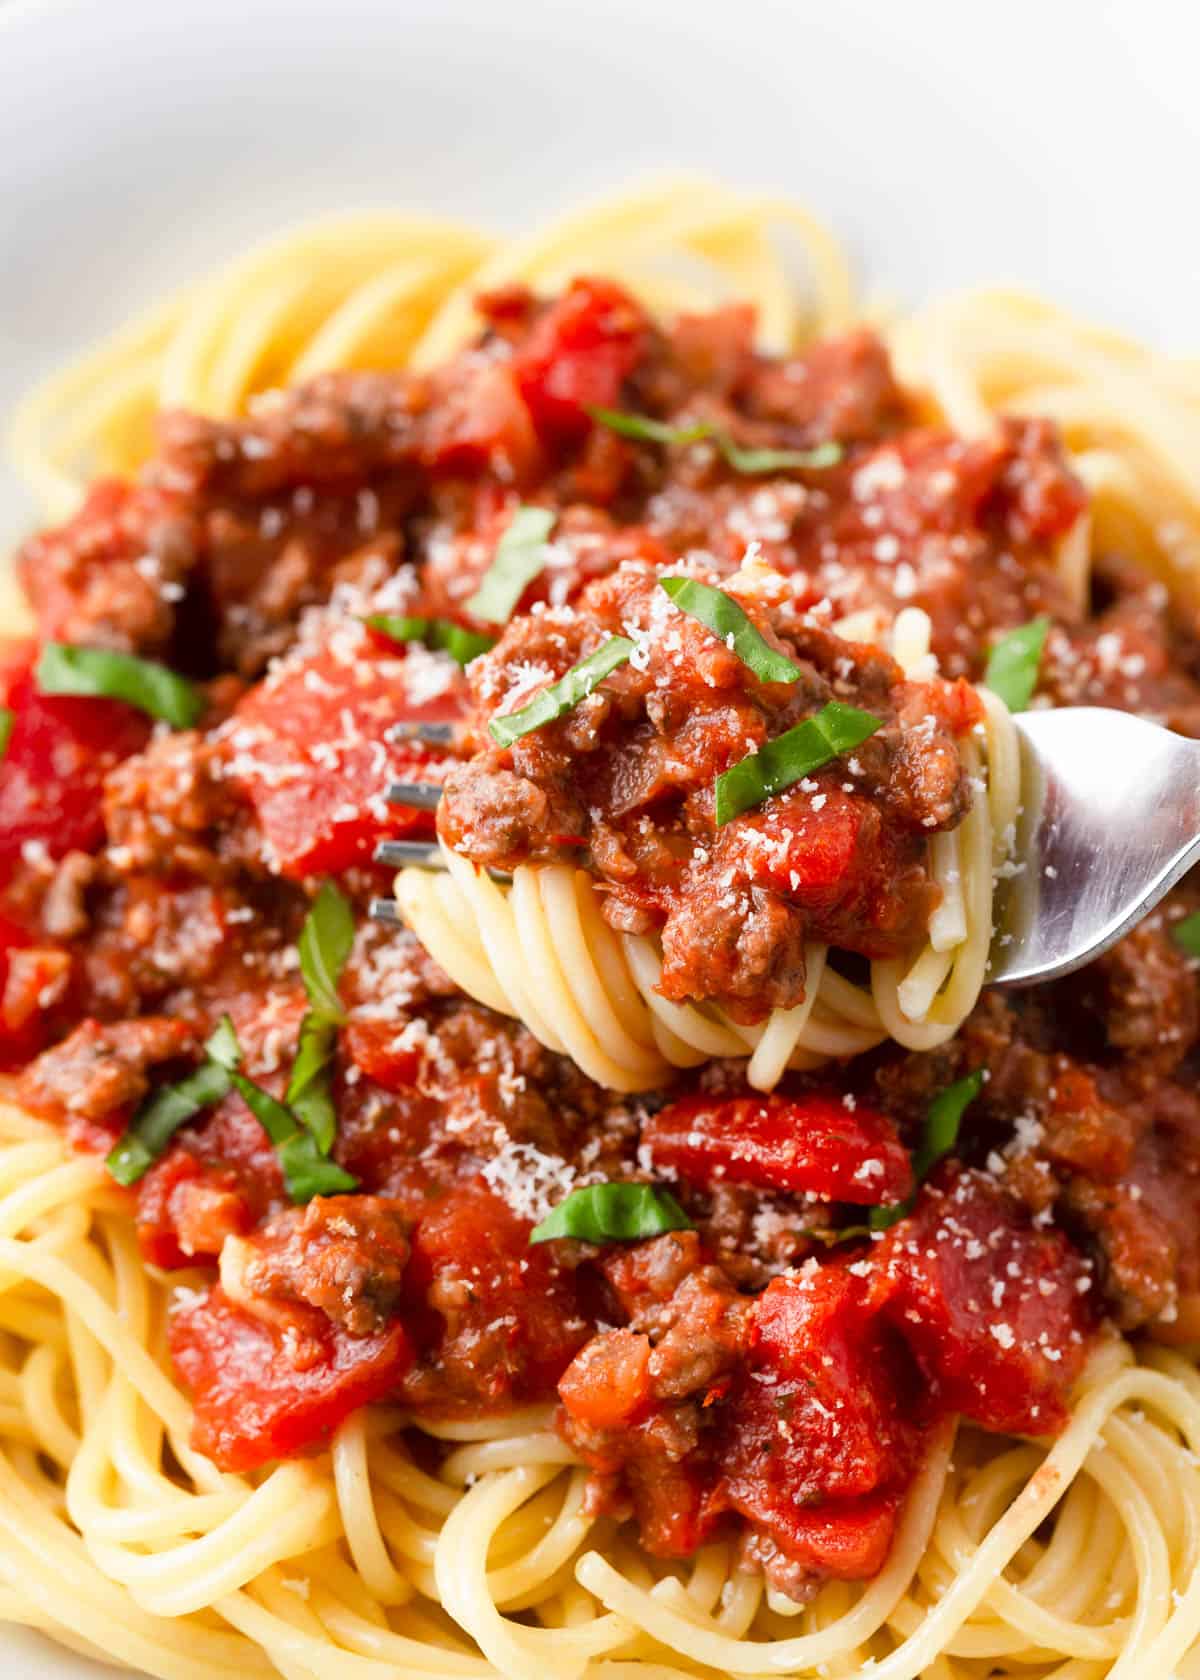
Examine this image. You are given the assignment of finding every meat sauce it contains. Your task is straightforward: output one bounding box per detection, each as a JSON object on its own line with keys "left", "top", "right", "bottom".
{"left": 439, "top": 561, "right": 980, "bottom": 1018}
{"left": 3, "top": 276, "right": 1196, "bottom": 1600}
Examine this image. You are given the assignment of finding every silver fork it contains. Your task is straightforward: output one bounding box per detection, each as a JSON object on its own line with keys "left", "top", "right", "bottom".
{"left": 989, "top": 707, "right": 1200, "bottom": 986}
{"left": 371, "top": 708, "right": 1200, "bottom": 988}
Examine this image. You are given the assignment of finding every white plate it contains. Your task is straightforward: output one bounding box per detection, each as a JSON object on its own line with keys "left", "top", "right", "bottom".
{"left": 0, "top": 0, "right": 1198, "bottom": 1672}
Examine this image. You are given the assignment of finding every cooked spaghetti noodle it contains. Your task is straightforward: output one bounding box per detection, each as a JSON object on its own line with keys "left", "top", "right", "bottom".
{"left": 394, "top": 609, "right": 1021, "bottom": 1092}
{"left": 2, "top": 179, "right": 1200, "bottom": 1680}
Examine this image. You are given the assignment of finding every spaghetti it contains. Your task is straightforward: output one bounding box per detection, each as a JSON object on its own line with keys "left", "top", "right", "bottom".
{"left": 395, "top": 608, "right": 1021, "bottom": 1093}
{"left": 1, "top": 178, "right": 1200, "bottom": 1680}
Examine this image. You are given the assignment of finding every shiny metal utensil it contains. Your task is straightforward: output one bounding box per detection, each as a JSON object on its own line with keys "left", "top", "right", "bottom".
{"left": 990, "top": 707, "right": 1200, "bottom": 987}
{"left": 369, "top": 712, "right": 1200, "bottom": 991}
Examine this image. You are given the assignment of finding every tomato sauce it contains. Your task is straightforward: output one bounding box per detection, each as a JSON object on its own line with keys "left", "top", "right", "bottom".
{"left": 12, "top": 275, "right": 1192, "bottom": 1600}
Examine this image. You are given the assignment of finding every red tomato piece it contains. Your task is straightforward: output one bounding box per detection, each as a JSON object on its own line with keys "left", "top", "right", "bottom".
{"left": 512, "top": 278, "right": 649, "bottom": 444}
{"left": 0, "top": 644, "right": 149, "bottom": 873}
{"left": 422, "top": 363, "right": 542, "bottom": 482}
{"left": 714, "top": 1262, "right": 922, "bottom": 1581}
{"left": 401, "top": 1185, "right": 588, "bottom": 1410}
{"left": 227, "top": 644, "right": 465, "bottom": 879}
{"left": 136, "top": 1151, "right": 254, "bottom": 1270}
{"left": 558, "top": 1328, "right": 653, "bottom": 1431}
{"left": 0, "top": 911, "right": 42, "bottom": 1068}
{"left": 170, "top": 1285, "right": 412, "bottom": 1471}
{"left": 342, "top": 1019, "right": 423, "bottom": 1094}
{"left": 878, "top": 1167, "right": 1095, "bottom": 1435}
{"left": 643, "top": 1092, "right": 912, "bottom": 1205}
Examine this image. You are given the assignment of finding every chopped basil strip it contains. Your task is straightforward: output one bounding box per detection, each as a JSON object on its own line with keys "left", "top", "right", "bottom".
{"left": 660, "top": 577, "right": 801, "bottom": 683}
{"left": 716, "top": 437, "right": 843, "bottom": 474}
{"left": 208, "top": 1013, "right": 358, "bottom": 1203}
{"left": 1172, "top": 911, "right": 1200, "bottom": 958}
{"left": 366, "top": 615, "right": 495, "bottom": 667}
{"left": 0, "top": 706, "right": 12, "bottom": 759}
{"left": 530, "top": 1182, "right": 693, "bottom": 1245}
{"left": 105, "top": 1020, "right": 236, "bottom": 1186}
{"left": 714, "top": 701, "right": 882, "bottom": 825}
{"left": 867, "top": 1069, "right": 985, "bottom": 1231}
{"left": 36, "top": 642, "right": 203, "bottom": 728}
{"left": 489, "top": 636, "right": 634, "bottom": 748}
{"left": 587, "top": 407, "right": 712, "bottom": 447}
{"left": 297, "top": 882, "right": 355, "bottom": 1021}
{"left": 984, "top": 618, "right": 1050, "bottom": 713}
{"left": 287, "top": 882, "right": 355, "bottom": 1153}
{"left": 589, "top": 407, "right": 843, "bottom": 475}
{"left": 465, "top": 506, "right": 556, "bottom": 625}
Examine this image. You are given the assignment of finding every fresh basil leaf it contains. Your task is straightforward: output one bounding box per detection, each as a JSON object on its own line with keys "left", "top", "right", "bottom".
{"left": 983, "top": 618, "right": 1050, "bottom": 713}
{"left": 105, "top": 1019, "right": 237, "bottom": 1186}
{"left": 530, "top": 1182, "right": 693, "bottom": 1245}
{"left": 205, "top": 1012, "right": 243, "bottom": 1072}
{"left": 714, "top": 701, "right": 882, "bottom": 825}
{"left": 434, "top": 623, "right": 496, "bottom": 666}
{"left": 366, "top": 615, "right": 496, "bottom": 668}
{"left": 210, "top": 1011, "right": 358, "bottom": 1203}
{"left": 287, "top": 882, "right": 355, "bottom": 1154}
{"left": 36, "top": 642, "right": 203, "bottom": 729}
{"left": 914, "top": 1069, "right": 984, "bottom": 1181}
{"left": 298, "top": 882, "right": 354, "bottom": 1023}
{"left": 866, "top": 1069, "right": 985, "bottom": 1231}
{"left": 277, "top": 1129, "right": 359, "bottom": 1201}
{"left": 285, "top": 1016, "right": 339, "bottom": 1154}
{"left": 366, "top": 613, "right": 432, "bottom": 643}
{"left": 589, "top": 407, "right": 843, "bottom": 475}
{"left": 587, "top": 407, "right": 712, "bottom": 447}
{"left": 660, "top": 577, "right": 801, "bottom": 683}
{"left": 465, "top": 506, "right": 556, "bottom": 625}
{"left": 716, "top": 437, "right": 843, "bottom": 475}
{"left": 489, "top": 637, "right": 634, "bottom": 748}
{"left": 0, "top": 706, "right": 12, "bottom": 759}
{"left": 1172, "top": 911, "right": 1200, "bottom": 958}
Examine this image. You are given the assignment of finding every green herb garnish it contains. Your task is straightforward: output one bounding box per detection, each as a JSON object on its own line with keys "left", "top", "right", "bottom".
{"left": 717, "top": 438, "right": 843, "bottom": 474}
{"left": 464, "top": 506, "right": 556, "bottom": 625}
{"left": 489, "top": 636, "right": 634, "bottom": 748}
{"left": 36, "top": 643, "right": 203, "bottom": 729}
{"left": 286, "top": 882, "right": 355, "bottom": 1153}
{"left": 587, "top": 408, "right": 712, "bottom": 447}
{"left": 530, "top": 1183, "right": 693, "bottom": 1245}
{"left": 589, "top": 407, "right": 843, "bottom": 475}
{"left": 1171, "top": 911, "right": 1200, "bottom": 958}
{"left": 105, "top": 1019, "right": 237, "bottom": 1186}
{"left": 713, "top": 701, "right": 882, "bottom": 826}
{"left": 206, "top": 1014, "right": 358, "bottom": 1203}
{"left": 366, "top": 615, "right": 495, "bottom": 667}
{"left": 984, "top": 618, "right": 1051, "bottom": 713}
{"left": 0, "top": 707, "right": 12, "bottom": 759}
{"left": 867, "top": 1070, "right": 985, "bottom": 1230}
{"left": 659, "top": 577, "right": 801, "bottom": 684}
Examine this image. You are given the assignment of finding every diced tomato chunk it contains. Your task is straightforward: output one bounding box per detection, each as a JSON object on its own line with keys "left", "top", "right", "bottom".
{"left": 878, "top": 1167, "right": 1095, "bottom": 1435}
{"left": 422, "top": 364, "right": 542, "bottom": 482}
{"left": 642, "top": 1092, "right": 912, "bottom": 1205}
{"left": 513, "top": 278, "right": 649, "bottom": 443}
{"left": 137, "top": 1151, "right": 254, "bottom": 1269}
{"left": 713, "top": 1262, "right": 922, "bottom": 1581}
{"left": 0, "top": 644, "right": 149, "bottom": 874}
{"left": 228, "top": 644, "right": 465, "bottom": 879}
{"left": 170, "top": 1285, "right": 412, "bottom": 1471}
{"left": 342, "top": 1018, "right": 423, "bottom": 1093}
{"left": 401, "top": 1185, "right": 587, "bottom": 1410}
{"left": 559, "top": 1328, "right": 652, "bottom": 1431}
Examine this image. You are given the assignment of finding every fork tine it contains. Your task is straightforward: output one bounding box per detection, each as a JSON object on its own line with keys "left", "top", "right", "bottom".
{"left": 369, "top": 897, "right": 405, "bottom": 925}
{"left": 375, "top": 840, "right": 445, "bottom": 868}
{"left": 387, "top": 720, "right": 457, "bottom": 747}
{"left": 386, "top": 780, "right": 443, "bottom": 809}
